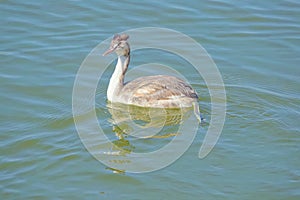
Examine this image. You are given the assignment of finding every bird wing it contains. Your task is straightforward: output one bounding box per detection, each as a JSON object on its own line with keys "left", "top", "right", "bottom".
{"left": 121, "top": 75, "right": 198, "bottom": 104}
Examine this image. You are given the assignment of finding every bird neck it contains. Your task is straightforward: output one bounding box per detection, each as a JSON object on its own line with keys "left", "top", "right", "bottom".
{"left": 107, "top": 55, "right": 130, "bottom": 102}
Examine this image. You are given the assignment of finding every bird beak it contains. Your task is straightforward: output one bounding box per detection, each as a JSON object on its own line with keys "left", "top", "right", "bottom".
{"left": 102, "top": 47, "right": 115, "bottom": 56}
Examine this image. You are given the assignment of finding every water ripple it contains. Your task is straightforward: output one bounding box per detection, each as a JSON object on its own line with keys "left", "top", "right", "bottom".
{"left": 1, "top": 0, "right": 300, "bottom": 199}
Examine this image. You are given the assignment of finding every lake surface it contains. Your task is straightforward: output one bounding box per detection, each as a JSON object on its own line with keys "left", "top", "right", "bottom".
{"left": 1, "top": 0, "right": 299, "bottom": 199}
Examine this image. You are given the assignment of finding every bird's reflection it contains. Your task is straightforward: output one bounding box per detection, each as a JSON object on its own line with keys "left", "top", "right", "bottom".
{"left": 101, "top": 102, "right": 197, "bottom": 173}
{"left": 107, "top": 101, "right": 194, "bottom": 141}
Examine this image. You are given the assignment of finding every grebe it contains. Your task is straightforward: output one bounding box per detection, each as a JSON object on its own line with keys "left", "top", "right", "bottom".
{"left": 103, "top": 34, "right": 202, "bottom": 122}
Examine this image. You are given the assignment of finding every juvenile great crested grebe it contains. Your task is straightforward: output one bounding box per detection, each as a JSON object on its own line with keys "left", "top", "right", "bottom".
{"left": 103, "top": 34, "right": 202, "bottom": 122}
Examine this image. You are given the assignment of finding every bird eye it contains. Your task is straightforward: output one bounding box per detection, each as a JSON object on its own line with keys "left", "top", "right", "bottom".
{"left": 112, "top": 43, "right": 119, "bottom": 49}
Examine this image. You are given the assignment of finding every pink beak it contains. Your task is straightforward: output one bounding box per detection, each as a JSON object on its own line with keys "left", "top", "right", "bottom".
{"left": 102, "top": 47, "right": 115, "bottom": 56}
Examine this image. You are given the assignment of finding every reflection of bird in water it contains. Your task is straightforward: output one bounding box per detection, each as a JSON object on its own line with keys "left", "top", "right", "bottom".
{"left": 103, "top": 34, "right": 202, "bottom": 122}
{"left": 107, "top": 102, "right": 194, "bottom": 143}
{"left": 107, "top": 102, "right": 191, "bottom": 128}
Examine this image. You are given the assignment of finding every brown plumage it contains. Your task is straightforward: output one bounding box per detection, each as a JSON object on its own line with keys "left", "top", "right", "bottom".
{"left": 121, "top": 75, "right": 198, "bottom": 108}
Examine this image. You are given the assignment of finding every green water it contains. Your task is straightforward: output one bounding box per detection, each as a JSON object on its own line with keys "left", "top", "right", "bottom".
{"left": 1, "top": 0, "right": 299, "bottom": 199}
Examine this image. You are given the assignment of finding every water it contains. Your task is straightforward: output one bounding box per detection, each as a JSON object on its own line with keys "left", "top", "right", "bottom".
{"left": 1, "top": 0, "right": 299, "bottom": 199}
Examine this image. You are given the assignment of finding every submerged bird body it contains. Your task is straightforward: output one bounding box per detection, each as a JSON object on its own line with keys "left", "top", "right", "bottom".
{"left": 103, "top": 34, "right": 200, "bottom": 110}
